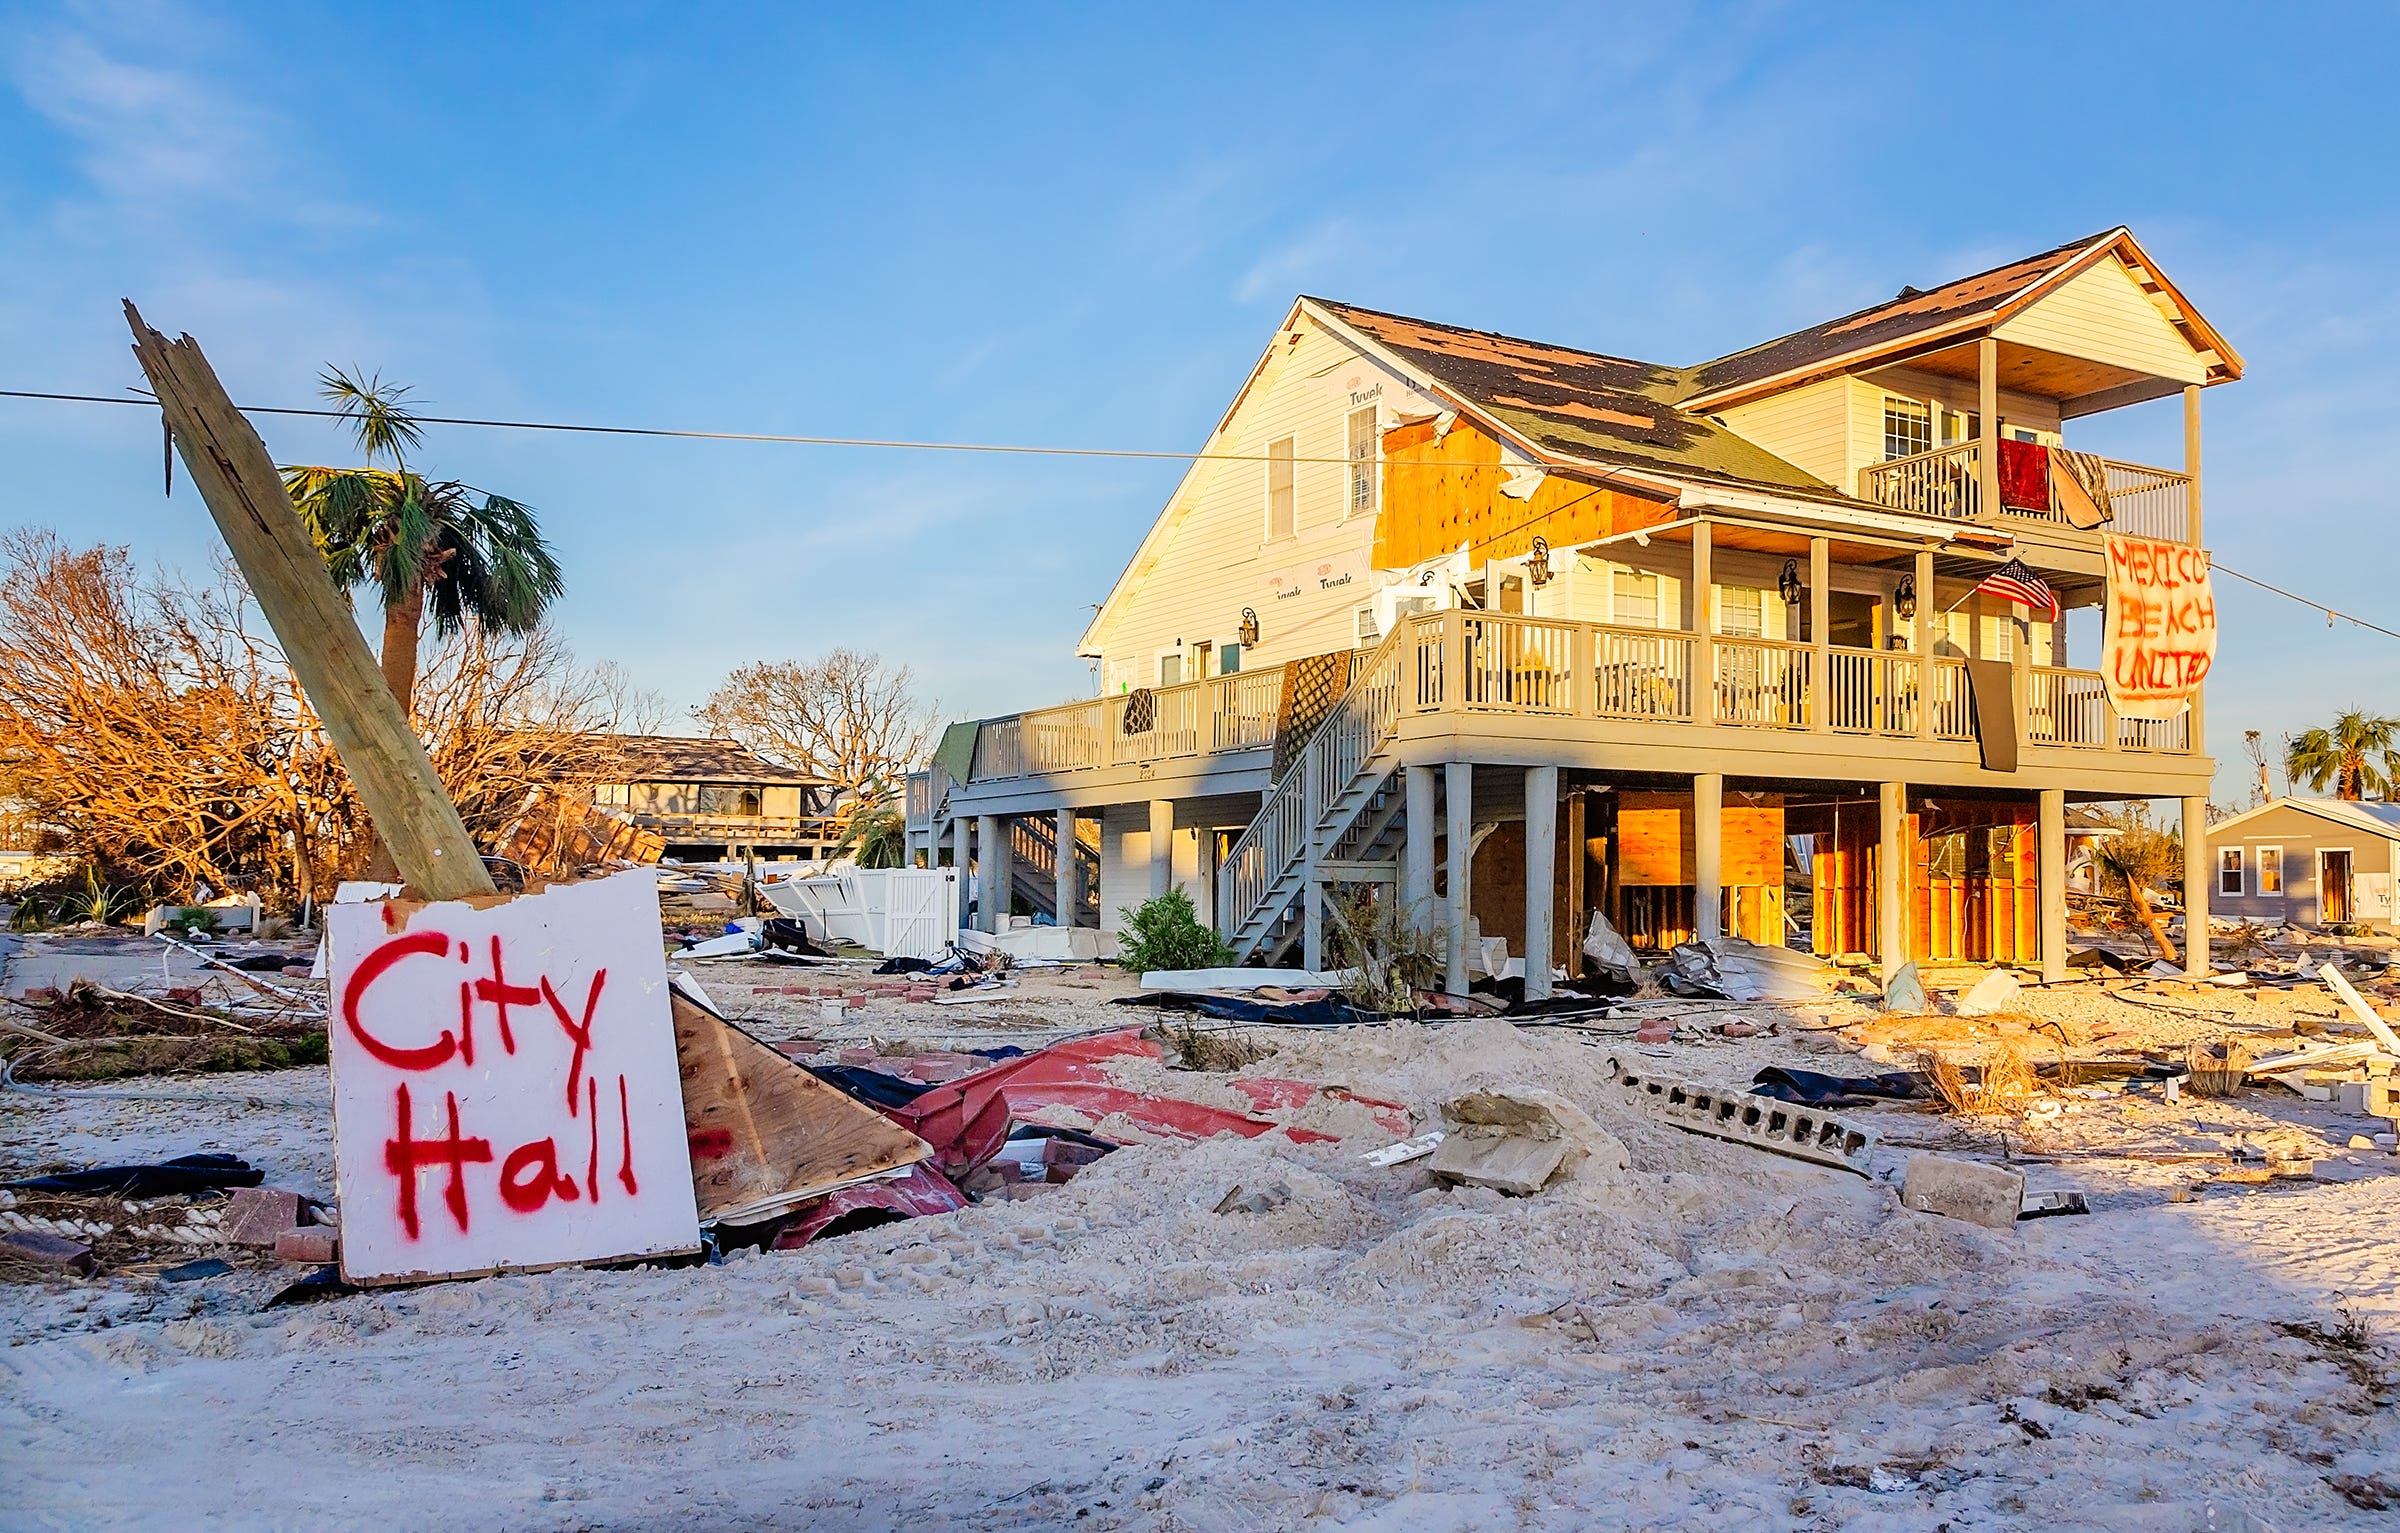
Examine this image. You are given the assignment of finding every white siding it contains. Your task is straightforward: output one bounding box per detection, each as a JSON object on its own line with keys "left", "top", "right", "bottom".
{"left": 1088, "top": 317, "right": 1397, "bottom": 685}
{"left": 1097, "top": 803, "right": 1209, "bottom": 936}
{"left": 1996, "top": 257, "right": 2209, "bottom": 384}
{"left": 1713, "top": 376, "right": 1851, "bottom": 487}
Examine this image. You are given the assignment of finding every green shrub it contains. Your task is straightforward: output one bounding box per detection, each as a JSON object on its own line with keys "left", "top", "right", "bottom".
{"left": 1116, "top": 889, "right": 1230, "bottom": 974}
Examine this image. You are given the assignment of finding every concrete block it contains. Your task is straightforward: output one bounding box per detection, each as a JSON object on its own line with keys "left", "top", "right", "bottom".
{"left": 219, "top": 1187, "right": 303, "bottom": 1247}
{"left": 1607, "top": 1058, "right": 1880, "bottom": 1177}
{"left": 1901, "top": 1155, "right": 2025, "bottom": 1230}
{"left": 1425, "top": 1134, "right": 1568, "bottom": 1196}
{"left": 2, "top": 1229, "right": 97, "bottom": 1276}
{"left": 274, "top": 1227, "right": 338, "bottom": 1264}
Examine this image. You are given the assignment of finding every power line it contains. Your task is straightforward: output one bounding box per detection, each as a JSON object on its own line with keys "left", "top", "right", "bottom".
{"left": 5, "top": 383, "right": 2393, "bottom": 641}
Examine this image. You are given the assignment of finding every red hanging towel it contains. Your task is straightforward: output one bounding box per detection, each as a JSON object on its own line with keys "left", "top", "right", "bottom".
{"left": 1996, "top": 438, "right": 2050, "bottom": 513}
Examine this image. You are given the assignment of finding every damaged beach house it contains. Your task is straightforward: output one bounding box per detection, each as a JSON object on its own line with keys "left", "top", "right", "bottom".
{"left": 907, "top": 227, "right": 2237, "bottom": 989}
{"left": 585, "top": 733, "right": 847, "bottom": 866}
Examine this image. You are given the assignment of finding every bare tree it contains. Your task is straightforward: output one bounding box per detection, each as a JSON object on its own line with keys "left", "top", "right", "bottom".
{"left": 0, "top": 528, "right": 647, "bottom": 911}
{"left": 696, "top": 649, "right": 938, "bottom": 797}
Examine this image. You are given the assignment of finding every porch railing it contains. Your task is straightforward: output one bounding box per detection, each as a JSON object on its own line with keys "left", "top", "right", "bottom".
{"left": 1858, "top": 439, "right": 2192, "bottom": 543}
{"left": 963, "top": 610, "right": 2196, "bottom": 782}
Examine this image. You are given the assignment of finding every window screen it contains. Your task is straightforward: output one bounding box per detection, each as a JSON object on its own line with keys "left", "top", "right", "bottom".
{"left": 1347, "top": 407, "right": 1377, "bottom": 515}
{"left": 1266, "top": 436, "right": 1296, "bottom": 539}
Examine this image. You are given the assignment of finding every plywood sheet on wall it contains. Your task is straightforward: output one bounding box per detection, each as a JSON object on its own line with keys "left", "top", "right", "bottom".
{"left": 1617, "top": 792, "right": 1782, "bottom": 887}
{"left": 1373, "top": 417, "right": 1675, "bottom": 569}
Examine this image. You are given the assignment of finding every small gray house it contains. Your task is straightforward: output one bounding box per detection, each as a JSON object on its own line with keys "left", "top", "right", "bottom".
{"left": 2205, "top": 798, "right": 2400, "bottom": 932}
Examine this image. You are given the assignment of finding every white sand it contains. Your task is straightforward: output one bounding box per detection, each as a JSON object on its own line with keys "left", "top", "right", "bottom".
{"left": 5, "top": 1011, "right": 2398, "bottom": 1530}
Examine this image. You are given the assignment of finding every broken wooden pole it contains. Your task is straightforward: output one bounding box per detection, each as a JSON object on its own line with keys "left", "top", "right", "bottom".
{"left": 123, "top": 303, "right": 496, "bottom": 901}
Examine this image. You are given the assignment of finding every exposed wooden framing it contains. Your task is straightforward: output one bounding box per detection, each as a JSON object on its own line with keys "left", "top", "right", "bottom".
{"left": 124, "top": 305, "right": 497, "bottom": 902}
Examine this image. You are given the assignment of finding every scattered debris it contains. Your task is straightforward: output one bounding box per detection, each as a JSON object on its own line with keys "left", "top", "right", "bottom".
{"left": 1425, "top": 1090, "right": 1620, "bottom": 1196}
{"left": 1, "top": 1229, "right": 98, "bottom": 1277}
{"left": 1883, "top": 963, "right": 1928, "bottom": 1015}
{"left": 1608, "top": 1058, "right": 1880, "bottom": 1177}
{"left": 159, "top": 1257, "right": 233, "bottom": 1284}
{"left": 1359, "top": 1131, "right": 1446, "bottom": 1167}
{"left": 1952, "top": 969, "right": 2023, "bottom": 1016}
{"left": 3, "top": 1152, "right": 262, "bottom": 1198}
{"left": 1901, "top": 1155, "right": 2026, "bottom": 1230}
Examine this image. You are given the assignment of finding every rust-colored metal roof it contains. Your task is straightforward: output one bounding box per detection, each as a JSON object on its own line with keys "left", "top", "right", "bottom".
{"left": 1310, "top": 298, "right": 1836, "bottom": 498}
{"left": 1684, "top": 231, "right": 2114, "bottom": 400}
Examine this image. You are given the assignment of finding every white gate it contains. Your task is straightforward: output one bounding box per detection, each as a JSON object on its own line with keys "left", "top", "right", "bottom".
{"left": 878, "top": 868, "right": 960, "bottom": 959}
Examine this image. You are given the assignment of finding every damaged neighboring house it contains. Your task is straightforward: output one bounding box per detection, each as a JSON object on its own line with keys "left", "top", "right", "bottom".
{"left": 2206, "top": 798, "right": 2400, "bottom": 933}
{"left": 910, "top": 227, "right": 2239, "bottom": 987}
{"left": 588, "top": 735, "right": 845, "bottom": 864}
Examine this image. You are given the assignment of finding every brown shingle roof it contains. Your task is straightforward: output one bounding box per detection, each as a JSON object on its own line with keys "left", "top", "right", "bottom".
{"left": 1683, "top": 231, "right": 2114, "bottom": 401}
{"left": 1310, "top": 298, "right": 1836, "bottom": 498}
{"left": 600, "top": 735, "right": 820, "bottom": 785}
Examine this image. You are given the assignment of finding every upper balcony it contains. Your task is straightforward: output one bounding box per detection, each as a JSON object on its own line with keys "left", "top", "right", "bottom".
{"left": 1857, "top": 438, "right": 2193, "bottom": 544}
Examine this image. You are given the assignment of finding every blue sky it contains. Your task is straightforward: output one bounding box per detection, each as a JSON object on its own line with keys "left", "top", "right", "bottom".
{"left": 3, "top": 1, "right": 2396, "bottom": 798}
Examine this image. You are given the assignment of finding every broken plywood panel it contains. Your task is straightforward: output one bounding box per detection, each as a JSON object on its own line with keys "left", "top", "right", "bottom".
{"left": 672, "top": 992, "right": 932, "bottom": 1228}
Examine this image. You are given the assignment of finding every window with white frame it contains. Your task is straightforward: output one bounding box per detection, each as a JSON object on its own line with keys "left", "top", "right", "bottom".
{"left": 1265, "top": 436, "right": 1296, "bottom": 540}
{"left": 1717, "top": 585, "right": 1765, "bottom": 639}
{"left": 2219, "top": 847, "right": 2244, "bottom": 896}
{"left": 1158, "top": 651, "right": 1183, "bottom": 686}
{"left": 1355, "top": 604, "right": 1380, "bottom": 645}
{"left": 1346, "top": 406, "right": 1377, "bottom": 515}
{"left": 1883, "top": 396, "right": 1932, "bottom": 461}
{"left": 1612, "top": 567, "right": 1660, "bottom": 628}
{"left": 2258, "top": 845, "right": 2284, "bottom": 895}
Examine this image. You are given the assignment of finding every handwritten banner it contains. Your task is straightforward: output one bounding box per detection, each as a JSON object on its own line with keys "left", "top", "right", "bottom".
{"left": 2103, "top": 533, "right": 2215, "bottom": 721}
{"left": 327, "top": 868, "right": 699, "bottom": 1285}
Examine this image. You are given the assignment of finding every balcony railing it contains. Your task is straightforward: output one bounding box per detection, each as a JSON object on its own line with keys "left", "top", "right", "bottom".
{"left": 1857, "top": 439, "right": 2192, "bottom": 542}
{"left": 963, "top": 611, "right": 2195, "bottom": 783}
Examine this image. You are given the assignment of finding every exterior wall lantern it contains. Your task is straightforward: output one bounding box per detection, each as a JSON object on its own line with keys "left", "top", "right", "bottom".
{"left": 1778, "top": 559, "right": 1803, "bottom": 606}
{"left": 1895, "top": 574, "right": 1918, "bottom": 621}
{"left": 1528, "top": 536, "right": 1553, "bottom": 588}
{"left": 1237, "top": 607, "right": 1260, "bottom": 647}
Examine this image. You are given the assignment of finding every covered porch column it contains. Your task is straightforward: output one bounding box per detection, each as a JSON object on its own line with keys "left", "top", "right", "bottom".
{"left": 1877, "top": 782, "right": 1908, "bottom": 982}
{"left": 1524, "top": 766, "right": 1557, "bottom": 1000}
{"left": 1147, "top": 799, "right": 1174, "bottom": 900}
{"left": 1403, "top": 765, "right": 1438, "bottom": 936}
{"left": 2040, "top": 789, "right": 2067, "bottom": 983}
{"left": 1054, "top": 807, "right": 1079, "bottom": 929}
{"left": 952, "top": 816, "right": 971, "bottom": 925}
{"left": 1443, "top": 762, "right": 1473, "bottom": 995}
{"left": 978, "top": 813, "right": 1011, "bottom": 934}
{"left": 1693, "top": 772, "right": 1724, "bottom": 944}
{"left": 2183, "top": 796, "right": 2211, "bottom": 979}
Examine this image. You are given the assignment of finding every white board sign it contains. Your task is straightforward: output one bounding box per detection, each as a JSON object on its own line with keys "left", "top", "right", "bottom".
{"left": 327, "top": 868, "right": 700, "bottom": 1285}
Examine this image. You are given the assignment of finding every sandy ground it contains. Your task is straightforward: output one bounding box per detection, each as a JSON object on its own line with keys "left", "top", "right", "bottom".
{"left": 5, "top": 950, "right": 2400, "bottom": 1530}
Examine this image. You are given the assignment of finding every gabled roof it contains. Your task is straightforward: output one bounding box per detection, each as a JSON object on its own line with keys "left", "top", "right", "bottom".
{"left": 1681, "top": 227, "right": 2242, "bottom": 411}
{"left": 1307, "top": 298, "right": 1837, "bottom": 498}
{"left": 2206, "top": 797, "right": 2400, "bottom": 843}
{"left": 598, "top": 735, "right": 821, "bottom": 786}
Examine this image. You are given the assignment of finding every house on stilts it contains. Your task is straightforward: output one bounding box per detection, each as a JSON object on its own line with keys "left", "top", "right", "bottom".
{"left": 907, "top": 227, "right": 2239, "bottom": 990}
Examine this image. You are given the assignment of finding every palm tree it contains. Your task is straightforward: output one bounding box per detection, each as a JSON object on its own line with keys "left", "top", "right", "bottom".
{"left": 281, "top": 369, "right": 564, "bottom": 717}
{"left": 2284, "top": 711, "right": 2400, "bottom": 801}
{"left": 831, "top": 778, "right": 908, "bottom": 870}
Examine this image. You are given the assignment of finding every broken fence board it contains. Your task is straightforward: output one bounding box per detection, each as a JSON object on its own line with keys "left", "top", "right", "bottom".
{"left": 2316, "top": 963, "right": 2400, "bottom": 1055}
{"left": 671, "top": 992, "right": 932, "bottom": 1228}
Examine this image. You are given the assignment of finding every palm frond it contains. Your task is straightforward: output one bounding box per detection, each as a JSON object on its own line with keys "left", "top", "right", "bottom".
{"left": 318, "top": 366, "right": 424, "bottom": 466}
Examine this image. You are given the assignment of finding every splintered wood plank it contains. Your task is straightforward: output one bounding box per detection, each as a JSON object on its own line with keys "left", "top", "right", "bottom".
{"left": 123, "top": 304, "right": 496, "bottom": 902}
{"left": 671, "top": 993, "right": 931, "bottom": 1227}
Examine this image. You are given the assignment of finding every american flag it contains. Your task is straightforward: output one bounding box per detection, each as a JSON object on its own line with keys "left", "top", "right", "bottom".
{"left": 1975, "top": 558, "right": 2059, "bottom": 620}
